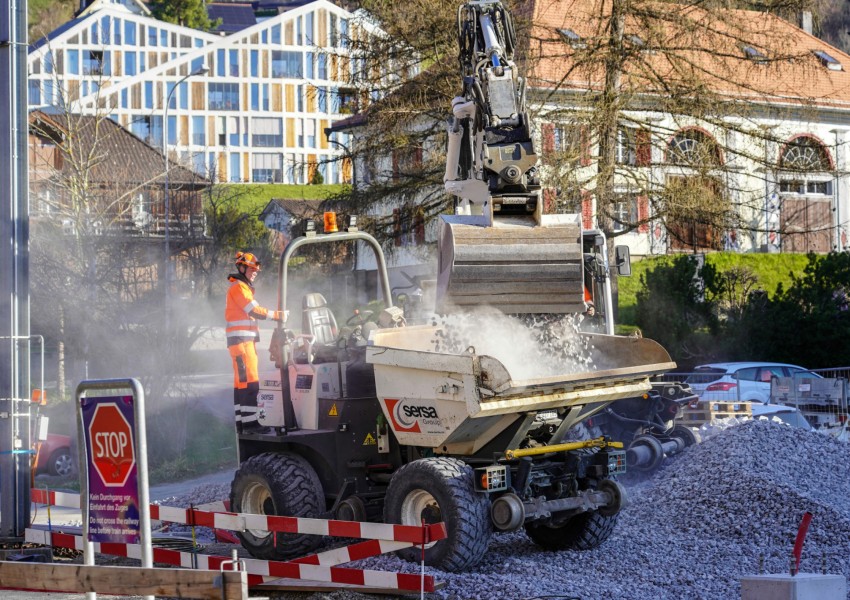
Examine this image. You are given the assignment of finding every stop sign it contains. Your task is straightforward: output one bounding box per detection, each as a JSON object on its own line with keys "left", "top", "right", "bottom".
{"left": 87, "top": 403, "right": 136, "bottom": 487}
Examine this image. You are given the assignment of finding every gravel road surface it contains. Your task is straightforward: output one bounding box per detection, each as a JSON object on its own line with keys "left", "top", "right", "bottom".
{"left": 6, "top": 418, "right": 850, "bottom": 599}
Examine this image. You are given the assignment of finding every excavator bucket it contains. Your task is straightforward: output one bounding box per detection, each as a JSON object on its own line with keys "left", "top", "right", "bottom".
{"left": 436, "top": 215, "right": 585, "bottom": 314}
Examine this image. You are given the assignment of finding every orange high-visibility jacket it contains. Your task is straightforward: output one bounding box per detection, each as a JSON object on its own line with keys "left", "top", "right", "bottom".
{"left": 225, "top": 274, "right": 274, "bottom": 347}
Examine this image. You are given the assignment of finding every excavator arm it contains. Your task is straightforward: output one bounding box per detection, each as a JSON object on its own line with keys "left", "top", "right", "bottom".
{"left": 444, "top": 0, "right": 540, "bottom": 218}
{"left": 438, "top": 0, "right": 585, "bottom": 315}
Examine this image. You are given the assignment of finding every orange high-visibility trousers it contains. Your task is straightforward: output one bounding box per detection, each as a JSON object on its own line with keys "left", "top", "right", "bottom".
{"left": 228, "top": 340, "right": 258, "bottom": 389}
{"left": 229, "top": 341, "right": 260, "bottom": 428}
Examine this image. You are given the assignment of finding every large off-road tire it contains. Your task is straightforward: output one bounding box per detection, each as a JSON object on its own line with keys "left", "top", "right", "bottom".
{"left": 525, "top": 510, "right": 618, "bottom": 551}
{"left": 384, "top": 457, "right": 491, "bottom": 572}
{"left": 230, "top": 452, "right": 325, "bottom": 561}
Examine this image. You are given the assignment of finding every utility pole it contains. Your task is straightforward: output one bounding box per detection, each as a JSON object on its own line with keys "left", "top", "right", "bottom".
{"left": 0, "top": 0, "right": 32, "bottom": 539}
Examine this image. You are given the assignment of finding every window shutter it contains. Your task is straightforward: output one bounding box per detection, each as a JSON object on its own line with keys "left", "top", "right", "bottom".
{"left": 581, "top": 190, "right": 594, "bottom": 230}
{"left": 542, "top": 188, "right": 557, "bottom": 213}
{"left": 542, "top": 123, "right": 555, "bottom": 157}
{"left": 637, "top": 195, "right": 649, "bottom": 233}
{"left": 580, "top": 126, "right": 591, "bottom": 167}
{"left": 393, "top": 207, "right": 401, "bottom": 246}
{"left": 636, "top": 129, "right": 652, "bottom": 167}
{"left": 392, "top": 150, "right": 400, "bottom": 182}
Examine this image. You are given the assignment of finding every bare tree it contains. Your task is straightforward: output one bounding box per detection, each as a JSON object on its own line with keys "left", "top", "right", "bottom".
{"left": 329, "top": 0, "right": 844, "bottom": 257}
{"left": 28, "top": 71, "right": 213, "bottom": 400}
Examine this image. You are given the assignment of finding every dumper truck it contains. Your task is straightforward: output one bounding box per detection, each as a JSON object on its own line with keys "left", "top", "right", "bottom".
{"left": 230, "top": 225, "right": 678, "bottom": 571}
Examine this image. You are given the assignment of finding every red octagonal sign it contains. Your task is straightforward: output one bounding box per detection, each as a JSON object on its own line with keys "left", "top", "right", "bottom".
{"left": 87, "top": 403, "right": 136, "bottom": 487}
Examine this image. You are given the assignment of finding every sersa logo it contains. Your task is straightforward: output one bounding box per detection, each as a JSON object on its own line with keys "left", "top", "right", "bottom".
{"left": 385, "top": 398, "right": 437, "bottom": 433}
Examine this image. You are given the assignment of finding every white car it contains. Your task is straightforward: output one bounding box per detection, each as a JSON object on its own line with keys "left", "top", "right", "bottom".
{"left": 686, "top": 362, "right": 819, "bottom": 404}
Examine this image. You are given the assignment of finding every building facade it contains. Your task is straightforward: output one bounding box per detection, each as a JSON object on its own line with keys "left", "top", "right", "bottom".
{"left": 27, "top": 0, "right": 369, "bottom": 185}
{"left": 529, "top": 0, "right": 850, "bottom": 257}
{"left": 335, "top": 0, "right": 850, "bottom": 265}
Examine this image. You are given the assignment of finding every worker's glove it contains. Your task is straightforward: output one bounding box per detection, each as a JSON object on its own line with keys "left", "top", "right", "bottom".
{"left": 271, "top": 310, "right": 289, "bottom": 323}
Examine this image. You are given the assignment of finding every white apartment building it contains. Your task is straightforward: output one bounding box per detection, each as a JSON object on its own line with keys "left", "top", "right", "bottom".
{"left": 27, "top": 0, "right": 371, "bottom": 185}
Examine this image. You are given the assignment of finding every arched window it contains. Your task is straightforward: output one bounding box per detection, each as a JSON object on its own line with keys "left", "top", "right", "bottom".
{"left": 779, "top": 136, "right": 832, "bottom": 172}
{"left": 777, "top": 135, "right": 835, "bottom": 254}
{"left": 666, "top": 129, "right": 722, "bottom": 167}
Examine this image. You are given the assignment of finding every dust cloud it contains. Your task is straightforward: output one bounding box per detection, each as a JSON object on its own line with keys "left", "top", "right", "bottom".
{"left": 427, "top": 308, "right": 596, "bottom": 380}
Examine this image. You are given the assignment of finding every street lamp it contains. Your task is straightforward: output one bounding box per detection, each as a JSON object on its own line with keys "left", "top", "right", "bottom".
{"left": 163, "top": 66, "right": 207, "bottom": 329}
{"left": 324, "top": 128, "right": 356, "bottom": 189}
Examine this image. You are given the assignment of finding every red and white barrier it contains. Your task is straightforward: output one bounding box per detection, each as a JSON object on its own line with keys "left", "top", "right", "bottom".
{"left": 29, "top": 488, "right": 445, "bottom": 592}
{"left": 24, "top": 529, "right": 436, "bottom": 592}
{"left": 31, "top": 488, "right": 445, "bottom": 545}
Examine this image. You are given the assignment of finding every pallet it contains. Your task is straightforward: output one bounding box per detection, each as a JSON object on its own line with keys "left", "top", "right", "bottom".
{"left": 681, "top": 401, "right": 752, "bottom": 425}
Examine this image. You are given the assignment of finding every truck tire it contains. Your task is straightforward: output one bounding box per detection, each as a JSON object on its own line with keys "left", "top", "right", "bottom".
{"left": 384, "top": 457, "right": 491, "bottom": 572}
{"left": 230, "top": 452, "right": 324, "bottom": 561}
{"left": 525, "top": 511, "right": 618, "bottom": 551}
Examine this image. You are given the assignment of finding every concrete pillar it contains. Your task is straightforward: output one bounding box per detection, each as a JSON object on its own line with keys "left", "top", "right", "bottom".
{"left": 724, "top": 127, "right": 742, "bottom": 250}
{"left": 762, "top": 130, "right": 780, "bottom": 252}
{"left": 831, "top": 129, "right": 849, "bottom": 250}
{"left": 648, "top": 117, "right": 666, "bottom": 254}
{"left": 741, "top": 573, "right": 846, "bottom": 600}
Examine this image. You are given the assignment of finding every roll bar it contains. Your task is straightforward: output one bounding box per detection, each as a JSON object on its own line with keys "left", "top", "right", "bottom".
{"left": 275, "top": 230, "right": 395, "bottom": 319}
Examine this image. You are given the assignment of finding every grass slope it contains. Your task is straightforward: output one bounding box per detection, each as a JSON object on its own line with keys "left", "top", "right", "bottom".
{"left": 617, "top": 252, "right": 811, "bottom": 328}
{"left": 233, "top": 183, "right": 348, "bottom": 213}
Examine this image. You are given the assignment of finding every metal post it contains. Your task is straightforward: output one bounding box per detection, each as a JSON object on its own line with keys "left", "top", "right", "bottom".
{"left": 0, "top": 0, "right": 31, "bottom": 540}
{"left": 77, "top": 378, "right": 152, "bottom": 600}
{"left": 163, "top": 67, "right": 206, "bottom": 331}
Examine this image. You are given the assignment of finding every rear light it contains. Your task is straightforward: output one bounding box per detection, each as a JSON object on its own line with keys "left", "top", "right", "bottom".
{"left": 706, "top": 382, "right": 737, "bottom": 392}
{"left": 475, "top": 465, "right": 508, "bottom": 492}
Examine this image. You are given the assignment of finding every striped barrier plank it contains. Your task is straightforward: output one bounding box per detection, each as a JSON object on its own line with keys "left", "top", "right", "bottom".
{"left": 31, "top": 488, "right": 447, "bottom": 545}
{"left": 24, "top": 528, "right": 435, "bottom": 593}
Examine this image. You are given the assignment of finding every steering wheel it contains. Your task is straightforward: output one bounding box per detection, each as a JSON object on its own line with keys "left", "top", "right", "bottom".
{"left": 347, "top": 309, "right": 374, "bottom": 326}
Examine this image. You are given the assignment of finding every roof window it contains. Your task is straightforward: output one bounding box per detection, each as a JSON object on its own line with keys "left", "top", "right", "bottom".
{"left": 558, "top": 28, "right": 585, "bottom": 48}
{"left": 814, "top": 50, "right": 842, "bottom": 71}
{"left": 742, "top": 45, "right": 767, "bottom": 63}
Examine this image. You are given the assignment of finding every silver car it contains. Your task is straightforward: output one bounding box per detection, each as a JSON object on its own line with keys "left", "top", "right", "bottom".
{"left": 686, "top": 362, "right": 818, "bottom": 404}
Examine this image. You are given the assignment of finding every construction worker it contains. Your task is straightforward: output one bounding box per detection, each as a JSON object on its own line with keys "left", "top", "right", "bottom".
{"left": 225, "top": 251, "right": 287, "bottom": 434}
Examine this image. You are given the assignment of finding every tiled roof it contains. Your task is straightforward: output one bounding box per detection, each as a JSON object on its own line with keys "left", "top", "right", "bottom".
{"left": 527, "top": 0, "right": 850, "bottom": 109}
{"left": 30, "top": 109, "right": 204, "bottom": 186}
{"left": 207, "top": 3, "right": 257, "bottom": 33}
{"left": 260, "top": 198, "right": 324, "bottom": 220}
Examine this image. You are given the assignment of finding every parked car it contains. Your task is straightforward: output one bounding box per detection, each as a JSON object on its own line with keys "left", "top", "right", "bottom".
{"left": 685, "top": 362, "right": 819, "bottom": 404}
{"left": 750, "top": 403, "right": 813, "bottom": 430}
{"left": 35, "top": 433, "right": 75, "bottom": 477}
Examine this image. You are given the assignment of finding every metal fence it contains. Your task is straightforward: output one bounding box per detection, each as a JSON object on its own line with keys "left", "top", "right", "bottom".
{"left": 653, "top": 369, "right": 849, "bottom": 439}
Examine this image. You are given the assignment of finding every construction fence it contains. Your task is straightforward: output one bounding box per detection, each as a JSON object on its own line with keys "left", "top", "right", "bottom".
{"left": 654, "top": 367, "right": 849, "bottom": 439}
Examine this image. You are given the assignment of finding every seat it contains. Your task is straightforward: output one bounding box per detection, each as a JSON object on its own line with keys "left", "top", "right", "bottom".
{"left": 300, "top": 293, "right": 339, "bottom": 363}
{"left": 302, "top": 293, "right": 338, "bottom": 344}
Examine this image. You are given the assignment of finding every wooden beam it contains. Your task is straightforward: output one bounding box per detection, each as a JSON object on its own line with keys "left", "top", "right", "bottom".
{"left": 0, "top": 561, "right": 247, "bottom": 600}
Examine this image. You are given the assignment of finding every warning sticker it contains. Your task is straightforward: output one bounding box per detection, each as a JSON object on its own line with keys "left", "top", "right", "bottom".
{"left": 328, "top": 403, "right": 338, "bottom": 417}
{"left": 362, "top": 433, "right": 377, "bottom": 446}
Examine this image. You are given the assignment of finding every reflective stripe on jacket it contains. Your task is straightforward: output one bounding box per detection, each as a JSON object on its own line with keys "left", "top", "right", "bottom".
{"left": 225, "top": 274, "right": 272, "bottom": 346}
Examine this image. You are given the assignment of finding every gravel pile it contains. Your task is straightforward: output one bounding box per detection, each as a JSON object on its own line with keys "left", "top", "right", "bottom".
{"left": 164, "top": 420, "right": 850, "bottom": 599}
{"left": 153, "top": 483, "right": 231, "bottom": 542}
